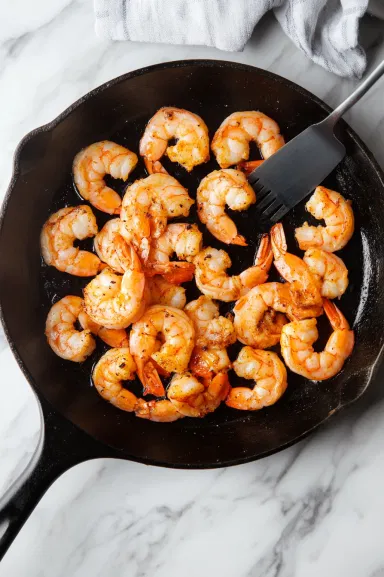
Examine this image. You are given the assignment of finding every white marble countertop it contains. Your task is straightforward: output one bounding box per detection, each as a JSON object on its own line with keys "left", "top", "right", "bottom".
{"left": 1, "top": 2, "right": 384, "bottom": 575}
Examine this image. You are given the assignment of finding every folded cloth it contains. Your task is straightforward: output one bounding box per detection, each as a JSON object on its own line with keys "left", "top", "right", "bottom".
{"left": 94, "top": 0, "right": 369, "bottom": 78}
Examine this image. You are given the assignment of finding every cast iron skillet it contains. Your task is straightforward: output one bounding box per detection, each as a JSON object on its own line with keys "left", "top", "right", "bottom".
{"left": 1, "top": 59, "right": 384, "bottom": 559}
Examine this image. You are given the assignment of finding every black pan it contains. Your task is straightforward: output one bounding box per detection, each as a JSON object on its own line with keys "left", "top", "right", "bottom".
{"left": 1, "top": 59, "right": 384, "bottom": 559}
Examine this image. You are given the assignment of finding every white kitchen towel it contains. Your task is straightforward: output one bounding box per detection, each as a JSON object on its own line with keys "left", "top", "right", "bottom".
{"left": 94, "top": 0, "right": 369, "bottom": 78}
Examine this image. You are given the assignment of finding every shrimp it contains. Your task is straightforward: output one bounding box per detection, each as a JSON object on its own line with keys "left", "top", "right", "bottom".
{"left": 194, "top": 234, "right": 273, "bottom": 302}
{"left": 271, "top": 223, "right": 323, "bottom": 310}
{"left": 93, "top": 218, "right": 133, "bottom": 274}
{"left": 73, "top": 141, "right": 138, "bottom": 214}
{"left": 41, "top": 205, "right": 101, "bottom": 277}
{"left": 78, "top": 310, "right": 129, "bottom": 348}
{"left": 303, "top": 248, "right": 349, "bottom": 299}
{"left": 167, "top": 372, "right": 230, "bottom": 418}
{"left": 146, "top": 223, "right": 202, "bottom": 283}
{"left": 45, "top": 296, "right": 96, "bottom": 362}
{"left": 280, "top": 299, "right": 354, "bottom": 380}
{"left": 147, "top": 276, "right": 186, "bottom": 309}
{"left": 211, "top": 111, "right": 285, "bottom": 168}
{"left": 295, "top": 186, "right": 354, "bottom": 252}
{"left": 83, "top": 235, "right": 145, "bottom": 329}
{"left": 93, "top": 348, "right": 138, "bottom": 411}
{"left": 120, "top": 174, "right": 194, "bottom": 262}
{"left": 129, "top": 305, "right": 195, "bottom": 397}
{"left": 185, "top": 296, "right": 236, "bottom": 377}
{"left": 234, "top": 285, "right": 288, "bottom": 349}
{"left": 93, "top": 348, "right": 184, "bottom": 421}
{"left": 197, "top": 169, "right": 256, "bottom": 245}
{"left": 139, "top": 107, "right": 210, "bottom": 173}
{"left": 226, "top": 347, "right": 287, "bottom": 411}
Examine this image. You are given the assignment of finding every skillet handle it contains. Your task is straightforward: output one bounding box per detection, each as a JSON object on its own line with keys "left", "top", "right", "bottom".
{"left": 0, "top": 395, "right": 109, "bottom": 562}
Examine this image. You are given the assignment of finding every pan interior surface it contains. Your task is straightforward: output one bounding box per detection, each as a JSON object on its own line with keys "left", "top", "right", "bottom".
{"left": 1, "top": 61, "right": 384, "bottom": 468}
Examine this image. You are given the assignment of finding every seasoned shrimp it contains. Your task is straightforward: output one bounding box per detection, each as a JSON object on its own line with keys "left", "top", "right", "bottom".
{"left": 121, "top": 174, "right": 194, "bottom": 262}
{"left": 130, "top": 305, "right": 195, "bottom": 396}
{"left": 147, "top": 275, "right": 186, "bottom": 309}
{"left": 41, "top": 205, "right": 100, "bottom": 276}
{"left": 281, "top": 299, "right": 354, "bottom": 380}
{"left": 295, "top": 187, "right": 354, "bottom": 252}
{"left": 78, "top": 310, "right": 129, "bottom": 348}
{"left": 93, "top": 218, "right": 132, "bottom": 274}
{"left": 271, "top": 223, "right": 323, "bottom": 310}
{"left": 211, "top": 111, "right": 285, "bottom": 168}
{"left": 140, "top": 107, "right": 210, "bottom": 173}
{"left": 226, "top": 347, "right": 287, "bottom": 411}
{"left": 303, "top": 248, "right": 349, "bottom": 299}
{"left": 45, "top": 296, "right": 96, "bottom": 362}
{"left": 93, "top": 348, "right": 184, "bottom": 420}
{"left": 73, "top": 141, "right": 138, "bottom": 214}
{"left": 234, "top": 285, "right": 288, "bottom": 349}
{"left": 93, "top": 348, "right": 138, "bottom": 411}
{"left": 185, "top": 296, "right": 236, "bottom": 377}
{"left": 167, "top": 372, "right": 230, "bottom": 418}
{"left": 147, "top": 223, "right": 202, "bottom": 283}
{"left": 197, "top": 169, "right": 256, "bottom": 245}
{"left": 84, "top": 235, "right": 145, "bottom": 329}
{"left": 194, "top": 234, "right": 273, "bottom": 302}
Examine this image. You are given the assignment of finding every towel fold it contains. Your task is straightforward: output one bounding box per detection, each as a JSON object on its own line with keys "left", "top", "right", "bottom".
{"left": 95, "top": 0, "right": 369, "bottom": 78}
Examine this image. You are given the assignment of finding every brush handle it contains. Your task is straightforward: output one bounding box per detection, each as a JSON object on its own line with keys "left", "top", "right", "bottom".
{"left": 322, "top": 59, "right": 384, "bottom": 128}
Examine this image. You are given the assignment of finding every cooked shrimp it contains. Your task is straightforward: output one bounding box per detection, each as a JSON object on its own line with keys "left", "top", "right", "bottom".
{"left": 140, "top": 107, "right": 210, "bottom": 173}
{"left": 45, "top": 296, "right": 96, "bottom": 362}
{"left": 135, "top": 399, "right": 184, "bottom": 422}
{"left": 41, "top": 205, "right": 100, "bottom": 276}
{"left": 129, "top": 305, "right": 195, "bottom": 396}
{"left": 194, "top": 234, "right": 273, "bottom": 302}
{"left": 83, "top": 235, "right": 145, "bottom": 329}
{"left": 197, "top": 169, "right": 256, "bottom": 245}
{"left": 147, "top": 223, "right": 202, "bottom": 283}
{"left": 93, "top": 218, "right": 133, "bottom": 274}
{"left": 167, "top": 372, "right": 230, "bottom": 418}
{"left": 234, "top": 285, "right": 288, "bottom": 349}
{"left": 73, "top": 141, "right": 138, "bottom": 214}
{"left": 211, "top": 111, "right": 285, "bottom": 168}
{"left": 185, "top": 296, "right": 235, "bottom": 348}
{"left": 226, "top": 347, "right": 287, "bottom": 411}
{"left": 147, "top": 276, "right": 186, "bottom": 309}
{"left": 303, "top": 248, "right": 349, "bottom": 299}
{"left": 78, "top": 310, "right": 129, "bottom": 348}
{"left": 185, "top": 296, "right": 236, "bottom": 377}
{"left": 281, "top": 299, "right": 354, "bottom": 380}
{"left": 271, "top": 223, "right": 323, "bottom": 310}
{"left": 121, "top": 174, "right": 194, "bottom": 262}
{"left": 295, "top": 186, "right": 354, "bottom": 252}
{"left": 93, "top": 348, "right": 138, "bottom": 411}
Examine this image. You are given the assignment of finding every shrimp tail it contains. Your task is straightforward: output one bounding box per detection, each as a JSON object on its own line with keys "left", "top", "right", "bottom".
{"left": 114, "top": 235, "right": 143, "bottom": 272}
{"left": 255, "top": 234, "right": 273, "bottom": 268}
{"left": 323, "top": 298, "right": 350, "bottom": 331}
{"left": 270, "top": 224, "right": 287, "bottom": 259}
{"left": 236, "top": 159, "right": 264, "bottom": 177}
{"left": 139, "top": 360, "right": 166, "bottom": 397}
{"left": 232, "top": 235, "right": 248, "bottom": 247}
{"left": 206, "top": 373, "right": 231, "bottom": 401}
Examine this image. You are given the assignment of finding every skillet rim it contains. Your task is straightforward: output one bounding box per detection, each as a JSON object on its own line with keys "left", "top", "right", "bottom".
{"left": 1, "top": 58, "right": 384, "bottom": 470}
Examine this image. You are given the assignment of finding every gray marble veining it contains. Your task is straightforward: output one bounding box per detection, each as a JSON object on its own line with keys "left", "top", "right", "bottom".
{"left": 1, "top": 1, "right": 384, "bottom": 575}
